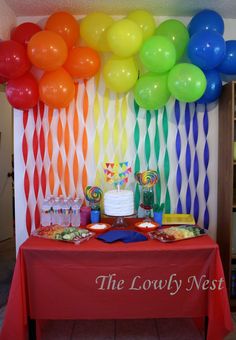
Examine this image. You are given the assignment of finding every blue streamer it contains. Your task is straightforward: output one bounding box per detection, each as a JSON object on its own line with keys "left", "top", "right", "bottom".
{"left": 193, "top": 104, "right": 199, "bottom": 222}
{"left": 175, "top": 100, "right": 182, "bottom": 213}
{"left": 185, "top": 103, "right": 191, "bottom": 213}
{"left": 186, "top": 185, "right": 191, "bottom": 213}
{"left": 203, "top": 104, "right": 210, "bottom": 229}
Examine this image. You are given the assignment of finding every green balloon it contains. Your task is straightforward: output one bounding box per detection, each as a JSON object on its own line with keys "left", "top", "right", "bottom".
{"left": 155, "top": 19, "right": 189, "bottom": 61}
{"left": 139, "top": 35, "right": 176, "bottom": 74}
{"left": 168, "top": 63, "right": 207, "bottom": 102}
{"left": 134, "top": 72, "right": 170, "bottom": 109}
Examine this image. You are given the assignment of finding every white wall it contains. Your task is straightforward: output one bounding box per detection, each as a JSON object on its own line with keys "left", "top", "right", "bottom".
{"left": 11, "top": 14, "right": 236, "bottom": 244}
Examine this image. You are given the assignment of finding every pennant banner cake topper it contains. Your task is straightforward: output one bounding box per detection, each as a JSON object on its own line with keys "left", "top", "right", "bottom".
{"left": 104, "top": 162, "right": 132, "bottom": 187}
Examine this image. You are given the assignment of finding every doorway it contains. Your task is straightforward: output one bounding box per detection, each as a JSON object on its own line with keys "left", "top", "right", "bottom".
{"left": 0, "top": 87, "right": 14, "bottom": 241}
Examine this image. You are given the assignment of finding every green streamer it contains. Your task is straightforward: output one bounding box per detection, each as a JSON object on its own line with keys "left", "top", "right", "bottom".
{"left": 145, "top": 110, "right": 151, "bottom": 168}
{"left": 134, "top": 100, "right": 141, "bottom": 211}
{"left": 154, "top": 110, "right": 161, "bottom": 205}
{"left": 162, "top": 106, "right": 171, "bottom": 213}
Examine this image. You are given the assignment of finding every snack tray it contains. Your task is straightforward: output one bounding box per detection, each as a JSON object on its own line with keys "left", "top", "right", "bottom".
{"left": 32, "top": 225, "right": 94, "bottom": 244}
{"left": 148, "top": 225, "right": 207, "bottom": 243}
{"left": 162, "top": 214, "right": 195, "bottom": 225}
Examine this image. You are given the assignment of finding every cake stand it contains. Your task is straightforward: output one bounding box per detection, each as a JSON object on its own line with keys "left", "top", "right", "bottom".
{"left": 105, "top": 213, "right": 136, "bottom": 228}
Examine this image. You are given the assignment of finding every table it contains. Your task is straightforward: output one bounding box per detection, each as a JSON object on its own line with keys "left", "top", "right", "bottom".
{"left": 0, "top": 219, "right": 234, "bottom": 340}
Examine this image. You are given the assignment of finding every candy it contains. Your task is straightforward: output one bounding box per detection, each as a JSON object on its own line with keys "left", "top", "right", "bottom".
{"left": 135, "top": 170, "right": 158, "bottom": 187}
{"left": 85, "top": 186, "right": 103, "bottom": 203}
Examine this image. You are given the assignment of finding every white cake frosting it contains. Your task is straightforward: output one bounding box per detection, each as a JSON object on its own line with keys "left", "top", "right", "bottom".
{"left": 104, "top": 190, "right": 134, "bottom": 216}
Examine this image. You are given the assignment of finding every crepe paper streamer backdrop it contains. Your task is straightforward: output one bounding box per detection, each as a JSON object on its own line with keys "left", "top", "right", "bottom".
{"left": 185, "top": 103, "right": 192, "bottom": 214}
{"left": 193, "top": 104, "right": 200, "bottom": 223}
{"left": 154, "top": 110, "right": 161, "bottom": 206}
{"left": 22, "top": 110, "right": 31, "bottom": 236}
{"left": 32, "top": 106, "right": 40, "bottom": 229}
{"left": 175, "top": 100, "right": 182, "bottom": 213}
{"left": 145, "top": 111, "right": 151, "bottom": 168}
{"left": 203, "top": 104, "right": 210, "bottom": 229}
{"left": 134, "top": 100, "right": 141, "bottom": 211}
{"left": 162, "top": 106, "right": 171, "bottom": 213}
{"left": 14, "top": 74, "right": 217, "bottom": 250}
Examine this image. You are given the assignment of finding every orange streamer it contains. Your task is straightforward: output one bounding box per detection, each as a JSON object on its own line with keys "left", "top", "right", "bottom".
{"left": 49, "top": 164, "right": 54, "bottom": 195}
{"left": 73, "top": 152, "right": 79, "bottom": 192}
{"left": 65, "top": 111, "right": 70, "bottom": 156}
{"left": 73, "top": 83, "right": 79, "bottom": 145}
{"left": 64, "top": 163, "right": 70, "bottom": 197}
{"left": 57, "top": 153, "right": 63, "bottom": 184}
{"left": 82, "top": 80, "right": 88, "bottom": 190}
{"left": 47, "top": 107, "right": 54, "bottom": 194}
{"left": 82, "top": 166, "right": 88, "bottom": 192}
{"left": 57, "top": 115, "right": 63, "bottom": 146}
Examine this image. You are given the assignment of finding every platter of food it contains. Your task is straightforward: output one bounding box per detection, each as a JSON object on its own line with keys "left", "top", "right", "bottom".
{"left": 32, "top": 225, "right": 94, "bottom": 244}
{"left": 86, "top": 223, "right": 111, "bottom": 233}
{"left": 134, "top": 221, "right": 159, "bottom": 232}
{"left": 148, "top": 225, "right": 206, "bottom": 242}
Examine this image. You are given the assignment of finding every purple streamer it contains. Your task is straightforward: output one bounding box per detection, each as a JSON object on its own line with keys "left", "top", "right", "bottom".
{"left": 203, "top": 104, "right": 210, "bottom": 229}
{"left": 186, "top": 144, "right": 191, "bottom": 177}
{"left": 185, "top": 103, "right": 191, "bottom": 213}
{"left": 186, "top": 185, "right": 191, "bottom": 213}
{"left": 204, "top": 176, "right": 209, "bottom": 202}
{"left": 176, "top": 132, "right": 181, "bottom": 159}
{"left": 177, "top": 165, "right": 182, "bottom": 193}
{"left": 193, "top": 104, "right": 199, "bottom": 223}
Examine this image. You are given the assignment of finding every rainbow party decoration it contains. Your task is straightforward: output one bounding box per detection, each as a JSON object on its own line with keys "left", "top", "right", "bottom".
{"left": 135, "top": 170, "right": 159, "bottom": 188}
{"left": 85, "top": 186, "right": 103, "bottom": 204}
{"left": 104, "top": 162, "right": 132, "bottom": 188}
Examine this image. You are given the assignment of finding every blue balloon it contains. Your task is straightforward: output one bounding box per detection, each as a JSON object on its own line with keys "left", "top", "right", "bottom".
{"left": 197, "top": 70, "right": 222, "bottom": 104}
{"left": 218, "top": 40, "right": 236, "bottom": 75}
{"left": 188, "top": 9, "right": 224, "bottom": 36}
{"left": 188, "top": 30, "right": 226, "bottom": 70}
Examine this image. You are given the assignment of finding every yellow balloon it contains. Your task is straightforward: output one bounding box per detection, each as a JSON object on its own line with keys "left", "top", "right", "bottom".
{"left": 103, "top": 56, "right": 138, "bottom": 93}
{"left": 80, "top": 12, "right": 113, "bottom": 52}
{"left": 127, "top": 10, "right": 156, "bottom": 40}
{"left": 106, "top": 19, "right": 143, "bottom": 57}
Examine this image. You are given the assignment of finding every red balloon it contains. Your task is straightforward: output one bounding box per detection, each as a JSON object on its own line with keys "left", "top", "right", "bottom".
{"left": 64, "top": 46, "right": 100, "bottom": 79}
{"left": 6, "top": 72, "right": 39, "bottom": 110}
{"left": 0, "top": 40, "right": 31, "bottom": 79}
{"left": 0, "top": 75, "right": 7, "bottom": 84}
{"left": 11, "top": 22, "right": 41, "bottom": 46}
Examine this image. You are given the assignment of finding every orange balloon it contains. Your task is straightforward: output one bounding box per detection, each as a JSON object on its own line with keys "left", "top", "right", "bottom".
{"left": 64, "top": 46, "right": 100, "bottom": 79}
{"left": 39, "top": 67, "right": 75, "bottom": 108}
{"left": 27, "top": 30, "right": 68, "bottom": 71}
{"left": 45, "top": 11, "right": 79, "bottom": 48}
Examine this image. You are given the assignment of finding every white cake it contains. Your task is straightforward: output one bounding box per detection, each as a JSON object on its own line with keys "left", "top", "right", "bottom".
{"left": 104, "top": 190, "right": 134, "bottom": 216}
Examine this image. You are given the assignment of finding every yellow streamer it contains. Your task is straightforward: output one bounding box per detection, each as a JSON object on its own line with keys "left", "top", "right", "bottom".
{"left": 103, "top": 88, "right": 110, "bottom": 114}
{"left": 94, "top": 131, "right": 100, "bottom": 165}
{"left": 120, "top": 95, "right": 128, "bottom": 157}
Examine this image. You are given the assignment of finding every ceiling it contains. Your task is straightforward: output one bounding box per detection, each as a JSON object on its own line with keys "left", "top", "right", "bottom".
{"left": 5, "top": 0, "right": 236, "bottom": 19}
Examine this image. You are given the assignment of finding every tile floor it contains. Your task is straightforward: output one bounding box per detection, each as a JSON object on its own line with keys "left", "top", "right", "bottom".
{"left": 0, "top": 238, "right": 235, "bottom": 339}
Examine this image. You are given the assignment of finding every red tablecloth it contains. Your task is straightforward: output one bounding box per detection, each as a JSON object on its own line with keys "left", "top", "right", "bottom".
{"left": 0, "top": 220, "right": 234, "bottom": 340}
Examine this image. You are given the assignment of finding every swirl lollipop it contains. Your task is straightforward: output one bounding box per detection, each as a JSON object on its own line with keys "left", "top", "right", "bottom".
{"left": 135, "top": 170, "right": 158, "bottom": 188}
{"left": 85, "top": 186, "right": 103, "bottom": 204}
